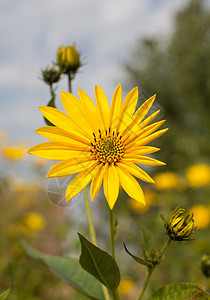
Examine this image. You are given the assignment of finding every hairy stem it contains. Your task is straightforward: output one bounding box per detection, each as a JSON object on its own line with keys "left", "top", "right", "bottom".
{"left": 137, "top": 238, "right": 171, "bottom": 300}
{"left": 83, "top": 187, "right": 110, "bottom": 300}
{"left": 68, "top": 73, "right": 72, "bottom": 93}
{"left": 110, "top": 209, "right": 116, "bottom": 259}
{"left": 137, "top": 269, "right": 152, "bottom": 300}
{"left": 109, "top": 208, "right": 120, "bottom": 299}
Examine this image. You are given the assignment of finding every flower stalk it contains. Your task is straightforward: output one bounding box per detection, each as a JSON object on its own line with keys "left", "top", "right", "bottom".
{"left": 137, "top": 239, "right": 171, "bottom": 300}
{"left": 109, "top": 208, "right": 120, "bottom": 300}
{"left": 137, "top": 269, "right": 152, "bottom": 300}
{"left": 68, "top": 73, "right": 72, "bottom": 93}
{"left": 83, "top": 187, "right": 110, "bottom": 300}
{"left": 110, "top": 209, "right": 116, "bottom": 259}
{"left": 83, "top": 187, "right": 97, "bottom": 245}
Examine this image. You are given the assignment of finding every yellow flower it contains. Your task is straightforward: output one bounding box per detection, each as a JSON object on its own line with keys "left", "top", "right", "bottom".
{"left": 57, "top": 44, "right": 81, "bottom": 74}
{"left": 24, "top": 213, "right": 46, "bottom": 231}
{"left": 188, "top": 205, "right": 210, "bottom": 229}
{"left": 119, "top": 279, "right": 135, "bottom": 295}
{"left": 186, "top": 164, "right": 210, "bottom": 187}
{"left": 28, "top": 84, "right": 167, "bottom": 209}
{"left": 2, "top": 146, "right": 26, "bottom": 159}
{"left": 154, "top": 171, "right": 179, "bottom": 190}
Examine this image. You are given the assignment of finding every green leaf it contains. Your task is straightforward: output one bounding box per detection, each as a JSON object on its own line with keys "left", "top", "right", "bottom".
{"left": 123, "top": 243, "right": 153, "bottom": 268}
{"left": 22, "top": 241, "right": 105, "bottom": 300}
{"left": 147, "top": 283, "right": 210, "bottom": 300}
{"left": 0, "top": 288, "right": 11, "bottom": 300}
{"left": 78, "top": 233, "right": 120, "bottom": 291}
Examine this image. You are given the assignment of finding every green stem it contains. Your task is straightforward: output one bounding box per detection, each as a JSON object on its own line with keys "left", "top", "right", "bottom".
{"left": 83, "top": 186, "right": 97, "bottom": 245}
{"left": 109, "top": 209, "right": 120, "bottom": 300}
{"left": 137, "top": 269, "right": 152, "bottom": 300}
{"left": 50, "top": 84, "right": 53, "bottom": 98}
{"left": 83, "top": 187, "right": 110, "bottom": 300}
{"left": 110, "top": 209, "right": 115, "bottom": 259}
{"left": 159, "top": 239, "right": 171, "bottom": 261}
{"left": 68, "top": 73, "right": 72, "bottom": 93}
{"left": 137, "top": 239, "right": 171, "bottom": 300}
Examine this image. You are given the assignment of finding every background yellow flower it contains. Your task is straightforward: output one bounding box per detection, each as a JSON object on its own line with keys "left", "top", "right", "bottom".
{"left": 186, "top": 164, "right": 210, "bottom": 187}
{"left": 154, "top": 171, "right": 179, "bottom": 190}
{"left": 24, "top": 213, "right": 46, "bottom": 232}
{"left": 188, "top": 205, "right": 210, "bottom": 229}
{"left": 119, "top": 279, "right": 135, "bottom": 295}
{"left": 2, "top": 145, "right": 26, "bottom": 160}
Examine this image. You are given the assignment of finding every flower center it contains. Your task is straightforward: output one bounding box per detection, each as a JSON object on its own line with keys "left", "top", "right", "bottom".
{"left": 91, "top": 131, "right": 124, "bottom": 164}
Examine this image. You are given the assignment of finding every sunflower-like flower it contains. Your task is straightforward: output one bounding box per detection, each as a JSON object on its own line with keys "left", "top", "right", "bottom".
{"left": 28, "top": 84, "right": 167, "bottom": 209}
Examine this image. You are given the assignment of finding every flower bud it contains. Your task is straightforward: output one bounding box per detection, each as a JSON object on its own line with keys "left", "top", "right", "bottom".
{"left": 161, "top": 206, "right": 197, "bottom": 241}
{"left": 57, "top": 44, "right": 81, "bottom": 74}
{"left": 201, "top": 255, "right": 210, "bottom": 278}
{"left": 144, "top": 249, "right": 161, "bottom": 267}
{"left": 41, "top": 65, "right": 61, "bottom": 85}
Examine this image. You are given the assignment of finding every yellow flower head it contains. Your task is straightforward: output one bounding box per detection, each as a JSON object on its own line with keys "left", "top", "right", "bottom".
{"left": 119, "top": 279, "right": 135, "bottom": 295}
{"left": 24, "top": 213, "right": 46, "bottom": 231}
{"left": 57, "top": 44, "right": 81, "bottom": 74}
{"left": 188, "top": 205, "right": 210, "bottom": 229}
{"left": 2, "top": 146, "right": 26, "bottom": 160}
{"left": 28, "top": 84, "right": 167, "bottom": 209}
{"left": 186, "top": 164, "right": 210, "bottom": 187}
{"left": 154, "top": 171, "right": 179, "bottom": 190}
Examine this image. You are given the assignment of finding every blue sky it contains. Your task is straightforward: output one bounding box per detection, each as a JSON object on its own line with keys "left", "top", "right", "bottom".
{"left": 0, "top": 0, "right": 188, "bottom": 145}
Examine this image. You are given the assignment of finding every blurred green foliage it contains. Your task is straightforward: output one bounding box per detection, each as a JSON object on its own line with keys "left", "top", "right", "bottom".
{"left": 124, "top": 0, "right": 210, "bottom": 171}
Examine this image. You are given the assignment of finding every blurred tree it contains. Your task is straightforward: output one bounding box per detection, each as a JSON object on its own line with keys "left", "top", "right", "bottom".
{"left": 124, "top": 0, "right": 210, "bottom": 170}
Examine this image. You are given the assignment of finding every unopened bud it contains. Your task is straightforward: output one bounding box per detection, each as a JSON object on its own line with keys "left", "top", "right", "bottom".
{"left": 161, "top": 206, "right": 197, "bottom": 241}
{"left": 57, "top": 44, "right": 81, "bottom": 74}
{"left": 144, "top": 249, "right": 161, "bottom": 267}
{"left": 41, "top": 65, "right": 60, "bottom": 85}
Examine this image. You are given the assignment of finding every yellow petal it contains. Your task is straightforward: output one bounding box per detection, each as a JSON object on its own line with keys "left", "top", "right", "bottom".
{"left": 95, "top": 85, "right": 110, "bottom": 131}
{"left": 125, "top": 144, "right": 160, "bottom": 155}
{"left": 28, "top": 142, "right": 91, "bottom": 160}
{"left": 66, "top": 162, "right": 100, "bottom": 201}
{"left": 47, "top": 157, "right": 95, "bottom": 178}
{"left": 116, "top": 165, "right": 145, "bottom": 205}
{"left": 118, "top": 161, "right": 154, "bottom": 183}
{"left": 125, "top": 119, "right": 165, "bottom": 145}
{"left": 139, "top": 110, "right": 160, "bottom": 128}
{"left": 124, "top": 155, "right": 165, "bottom": 166}
{"left": 122, "top": 94, "right": 156, "bottom": 139}
{"left": 35, "top": 126, "right": 90, "bottom": 145}
{"left": 109, "top": 84, "right": 122, "bottom": 131}
{"left": 78, "top": 88, "right": 102, "bottom": 132}
{"left": 117, "top": 87, "right": 138, "bottom": 133}
{"left": 61, "top": 92, "right": 93, "bottom": 136}
{"left": 136, "top": 128, "right": 168, "bottom": 146}
{"left": 90, "top": 164, "right": 106, "bottom": 201}
{"left": 103, "top": 164, "right": 119, "bottom": 210}
{"left": 138, "top": 120, "right": 165, "bottom": 139}
{"left": 38, "top": 106, "right": 89, "bottom": 141}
